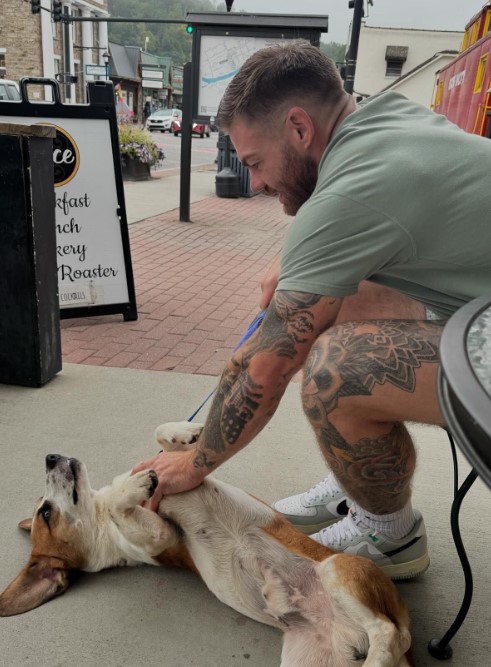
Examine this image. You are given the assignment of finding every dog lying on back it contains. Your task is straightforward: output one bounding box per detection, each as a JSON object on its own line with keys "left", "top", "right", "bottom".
{"left": 0, "top": 422, "right": 413, "bottom": 666}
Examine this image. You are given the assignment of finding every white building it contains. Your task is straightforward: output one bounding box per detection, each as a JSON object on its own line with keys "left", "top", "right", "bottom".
{"left": 354, "top": 24, "right": 463, "bottom": 107}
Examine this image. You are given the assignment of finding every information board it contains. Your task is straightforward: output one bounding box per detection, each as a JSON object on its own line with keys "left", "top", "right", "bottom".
{"left": 0, "top": 79, "right": 137, "bottom": 321}
{"left": 197, "top": 34, "right": 286, "bottom": 117}
{"left": 187, "top": 13, "right": 328, "bottom": 123}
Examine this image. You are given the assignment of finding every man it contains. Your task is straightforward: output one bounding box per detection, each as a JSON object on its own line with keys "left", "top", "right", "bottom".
{"left": 134, "top": 41, "right": 491, "bottom": 579}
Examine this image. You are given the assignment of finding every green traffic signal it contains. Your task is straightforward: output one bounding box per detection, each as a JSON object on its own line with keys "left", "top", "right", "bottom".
{"left": 186, "top": 24, "right": 193, "bottom": 34}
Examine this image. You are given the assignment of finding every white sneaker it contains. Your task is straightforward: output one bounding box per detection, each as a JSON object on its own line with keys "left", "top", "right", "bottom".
{"left": 272, "top": 473, "right": 351, "bottom": 534}
{"left": 311, "top": 507, "right": 430, "bottom": 580}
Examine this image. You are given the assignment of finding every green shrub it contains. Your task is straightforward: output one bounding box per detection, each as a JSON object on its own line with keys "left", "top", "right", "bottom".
{"left": 118, "top": 124, "right": 164, "bottom": 165}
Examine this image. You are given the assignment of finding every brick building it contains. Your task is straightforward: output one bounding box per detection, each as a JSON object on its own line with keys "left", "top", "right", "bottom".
{"left": 0, "top": 0, "right": 109, "bottom": 102}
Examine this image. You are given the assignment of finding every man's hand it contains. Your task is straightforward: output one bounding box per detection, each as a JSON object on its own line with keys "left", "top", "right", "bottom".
{"left": 132, "top": 449, "right": 204, "bottom": 512}
{"left": 260, "top": 254, "right": 281, "bottom": 309}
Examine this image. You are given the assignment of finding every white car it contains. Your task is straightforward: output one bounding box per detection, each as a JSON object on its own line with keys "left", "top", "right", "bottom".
{"left": 146, "top": 108, "right": 182, "bottom": 132}
{"left": 0, "top": 79, "right": 21, "bottom": 101}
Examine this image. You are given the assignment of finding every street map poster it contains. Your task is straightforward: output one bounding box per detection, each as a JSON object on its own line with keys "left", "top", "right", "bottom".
{"left": 197, "top": 35, "right": 286, "bottom": 117}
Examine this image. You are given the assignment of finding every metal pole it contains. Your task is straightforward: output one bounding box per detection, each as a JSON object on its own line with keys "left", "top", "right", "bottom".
{"left": 344, "top": 0, "right": 364, "bottom": 95}
{"left": 63, "top": 6, "right": 72, "bottom": 101}
{"left": 179, "top": 62, "right": 193, "bottom": 222}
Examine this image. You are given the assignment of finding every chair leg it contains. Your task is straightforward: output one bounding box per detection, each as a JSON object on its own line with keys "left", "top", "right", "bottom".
{"left": 428, "top": 463, "right": 478, "bottom": 659}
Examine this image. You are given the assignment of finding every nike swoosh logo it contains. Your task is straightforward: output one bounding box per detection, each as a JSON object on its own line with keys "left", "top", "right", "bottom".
{"left": 336, "top": 499, "right": 350, "bottom": 516}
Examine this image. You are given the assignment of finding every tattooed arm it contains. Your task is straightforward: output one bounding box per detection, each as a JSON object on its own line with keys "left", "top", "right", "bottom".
{"left": 134, "top": 290, "right": 342, "bottom": 508}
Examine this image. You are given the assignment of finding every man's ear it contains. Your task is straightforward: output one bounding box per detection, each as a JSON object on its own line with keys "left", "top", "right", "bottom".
{"left": 0, "top": 557, "right": 70, "bottom": 616}
{"left": 284, "top": 107, "right": 315, "bottom": 147}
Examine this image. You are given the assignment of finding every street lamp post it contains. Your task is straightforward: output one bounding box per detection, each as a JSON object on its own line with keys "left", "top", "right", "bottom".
{"left": 102, "top": 51, "right": 110, "bottom": 80}
{"left": 344, "top": 0, "right": 365, "bottom": 95}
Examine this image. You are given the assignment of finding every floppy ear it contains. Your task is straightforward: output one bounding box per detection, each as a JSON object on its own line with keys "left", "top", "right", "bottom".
{"left": 18, "top": 517, "right": 33, "bottom": 532}
{"left": 0, "top": 557, "right": 70, "bottom": 616}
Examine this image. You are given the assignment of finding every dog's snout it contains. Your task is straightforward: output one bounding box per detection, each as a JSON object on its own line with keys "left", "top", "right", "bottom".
{"left": 46, "top": 454, "right": 63, "bottom": 470}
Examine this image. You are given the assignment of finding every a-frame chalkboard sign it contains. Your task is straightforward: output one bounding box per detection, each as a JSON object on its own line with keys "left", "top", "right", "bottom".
{"left": 0, "top": 78, "right": 137, "bottom": 321}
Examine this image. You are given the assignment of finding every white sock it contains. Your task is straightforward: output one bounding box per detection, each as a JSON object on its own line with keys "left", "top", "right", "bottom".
{"left": 353, "top": 502, "right": 416, "bottom": 540}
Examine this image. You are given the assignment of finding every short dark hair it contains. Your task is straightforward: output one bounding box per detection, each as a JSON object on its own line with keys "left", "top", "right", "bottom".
{"left": 217, "top": 40, "right": 345, "bottom": 131}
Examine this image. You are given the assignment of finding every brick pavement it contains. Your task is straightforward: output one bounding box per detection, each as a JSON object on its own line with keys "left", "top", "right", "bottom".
{"left": 61, "top": 193, "right": 290, "bottom": 376}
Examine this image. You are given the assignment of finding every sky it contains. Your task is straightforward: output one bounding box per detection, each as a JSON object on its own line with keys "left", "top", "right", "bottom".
{"left": 232, "top": 0, "right": 481, "bottom": 44}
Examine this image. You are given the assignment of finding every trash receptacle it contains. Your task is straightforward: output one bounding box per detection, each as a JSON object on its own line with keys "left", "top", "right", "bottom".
{"left": 216, "top": 134, "right": 256, "bottom": 198}
{"left": 0, "top": 123, "right": 61, "bottom": 387}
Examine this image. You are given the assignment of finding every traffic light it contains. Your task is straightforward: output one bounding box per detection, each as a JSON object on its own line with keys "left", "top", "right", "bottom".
{"left": 31, "top": 0, "right": 41, "bottom": 14}
{"left": 52, "top": 0, "right": 63, "bottom": 23}
{"left": 186, "top": 24, "right": 193, "bottom": 34}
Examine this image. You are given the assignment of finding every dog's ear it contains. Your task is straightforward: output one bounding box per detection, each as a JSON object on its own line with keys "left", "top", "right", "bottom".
{"left": 19, "top": 497, "right": 43, "bottom": 532}
{"left": 0, "top": 557, "right": 70, "bottom": 616}
{"left": 18, "top": 517, "right": 33, "bottom": 532}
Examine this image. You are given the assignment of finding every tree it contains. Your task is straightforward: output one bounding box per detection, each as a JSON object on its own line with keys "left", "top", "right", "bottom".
{"left": 320, "top": 41, "right": 347, "bottom": 66}
{"left": 107, "top": 0, "right": 226, "bottom": 64}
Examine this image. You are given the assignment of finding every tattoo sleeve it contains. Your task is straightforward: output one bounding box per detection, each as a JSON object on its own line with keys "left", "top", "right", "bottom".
{"left": 302, "top": 319, "right": 443, "bottom": 511}
{"left": 192, "top": 291, "right": 333, "bottom": 470}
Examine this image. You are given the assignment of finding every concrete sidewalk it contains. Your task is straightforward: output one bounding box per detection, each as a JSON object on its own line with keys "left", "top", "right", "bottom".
{"left": 0, "top": 364, "right": 490, "bottom": 666}
{"left": 1, "top": 170, "right": 491, "bottom": 665}
{"left": 123, "top": 164, "right": 218, "bottom": 224}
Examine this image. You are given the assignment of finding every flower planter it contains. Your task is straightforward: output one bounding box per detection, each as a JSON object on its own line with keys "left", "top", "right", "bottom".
{"left": 121, "top": 157, "right": 151, "bottom": 182}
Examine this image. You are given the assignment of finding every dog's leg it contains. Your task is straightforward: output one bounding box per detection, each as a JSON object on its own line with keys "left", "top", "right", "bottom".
{"left": 108, "top": 470, "right": 179, "bottom": 556}
{"left": 316, "top": 556, "right": 412, "bottom": 667}
{"left": 109, "top": 470, "right": 159, "bottom": 511}
{"left": 155, "top": 421, "right": 204, "bottom": 452}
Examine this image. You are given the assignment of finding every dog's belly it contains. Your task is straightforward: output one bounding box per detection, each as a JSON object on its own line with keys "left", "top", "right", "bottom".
{"left": 159, "top": 478, "right": 314, "bottom": 627}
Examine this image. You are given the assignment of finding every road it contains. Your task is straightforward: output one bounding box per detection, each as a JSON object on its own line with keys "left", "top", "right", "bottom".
{"left": 149, "top": 130, "right": 219, "bottom": 172}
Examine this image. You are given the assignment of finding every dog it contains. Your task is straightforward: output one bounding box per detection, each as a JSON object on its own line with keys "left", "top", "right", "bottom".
{"left": 0, "top": 421, "right": 413, "bottom": 666}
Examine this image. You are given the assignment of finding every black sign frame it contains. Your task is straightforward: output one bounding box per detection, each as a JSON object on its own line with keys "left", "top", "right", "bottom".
{"left": 186, "top": 12, "right": 328, "bottom": 123}
{"left": 0, "top": 78, "right": 138, "bottom": 321}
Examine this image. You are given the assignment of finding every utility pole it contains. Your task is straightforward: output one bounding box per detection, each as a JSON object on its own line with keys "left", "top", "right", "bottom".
{"left": 344, "top": 0, "right": 365, "bottom": 95}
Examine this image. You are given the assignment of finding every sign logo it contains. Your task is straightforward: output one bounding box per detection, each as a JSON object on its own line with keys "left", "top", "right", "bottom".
{"left": 52, "top": 125, "right": 80, "bottom": 187}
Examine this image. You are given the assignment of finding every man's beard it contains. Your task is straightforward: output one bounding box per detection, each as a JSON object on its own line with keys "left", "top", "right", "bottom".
{"left": 276, "top": 145, "right": 318, "bottom": 216}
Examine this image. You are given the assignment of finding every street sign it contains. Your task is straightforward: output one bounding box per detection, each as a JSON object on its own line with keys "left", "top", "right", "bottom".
{"left": 85, "top": 64, "right": 108, "bottom": 76}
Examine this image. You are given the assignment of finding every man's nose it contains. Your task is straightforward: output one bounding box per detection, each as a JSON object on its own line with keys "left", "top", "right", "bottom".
{"left": 249, "top": 171, "right": 265, "bottom": 193}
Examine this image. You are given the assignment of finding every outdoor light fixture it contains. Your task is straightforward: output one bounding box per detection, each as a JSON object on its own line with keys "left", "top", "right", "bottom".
{"left": 102, "top": 51, "right": 110, "bottom": 79}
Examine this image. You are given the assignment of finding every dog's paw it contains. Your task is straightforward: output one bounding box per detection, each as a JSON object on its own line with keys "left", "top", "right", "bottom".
{"left": 155, "top": 421, "right": 204, "bottom": 452}
{"left": 117, "top": 470, "right": 158, "bottom": 507}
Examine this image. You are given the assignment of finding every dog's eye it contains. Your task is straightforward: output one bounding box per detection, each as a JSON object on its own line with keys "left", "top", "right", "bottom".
{"left": 38, "top": 503, "right": 52, "bottom": 523}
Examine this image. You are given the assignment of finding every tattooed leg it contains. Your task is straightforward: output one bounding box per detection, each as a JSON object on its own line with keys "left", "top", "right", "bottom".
{"left": 301, "top": 319, "right": 444, "bottom": 514}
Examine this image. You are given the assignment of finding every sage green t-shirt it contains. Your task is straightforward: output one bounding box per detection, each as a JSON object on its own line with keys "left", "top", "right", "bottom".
{"left": 278, "top": 91, "right": 491, "bottom": 319}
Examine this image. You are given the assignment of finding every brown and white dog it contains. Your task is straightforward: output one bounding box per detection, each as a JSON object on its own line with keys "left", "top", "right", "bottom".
{"left": 0, "top": 422, "right": 413, "bottom": 666}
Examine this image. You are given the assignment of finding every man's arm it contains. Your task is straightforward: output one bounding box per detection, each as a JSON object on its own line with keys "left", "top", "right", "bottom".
{"left": 134, "top": 290, "right": 342, "bottom": 509}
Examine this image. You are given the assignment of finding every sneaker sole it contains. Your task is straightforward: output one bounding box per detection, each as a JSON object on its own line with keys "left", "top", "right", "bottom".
{"left": 380, "top": 553, "right": 430, "bottom": 581}
{"left": 287, "top": 516, "right": 344, "bottom": 535}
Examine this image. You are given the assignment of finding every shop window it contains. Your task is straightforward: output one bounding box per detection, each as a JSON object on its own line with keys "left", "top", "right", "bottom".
{"left": 385, "top": 45, "right": 407, "bottom": 78}
{"left": 385, "top": 59, "right": 404, "bottom": 77}
{"left": 484, "top": 10, "right": 491, "bottom": 35}
{"left": 435, "top": 81, "right": 444, "bottom": 106}
{"left": 474, "top": 54, "right": 489, "bottom": 93}
{"left": 471, "top": 20, "right": 479, "bottom": 45}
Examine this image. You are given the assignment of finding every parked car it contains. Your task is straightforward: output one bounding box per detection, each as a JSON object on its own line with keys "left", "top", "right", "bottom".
{"left": 0, "top": 79, "right": 21, "bottom": 101}
{"left": 146, "top": 108, "right": 182, "bottom": 132}
{"left": 171, "top": 118, "right": 211, "bottom": 138}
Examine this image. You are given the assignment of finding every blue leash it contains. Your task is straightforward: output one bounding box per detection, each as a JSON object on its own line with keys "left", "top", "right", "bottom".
{"left": 187, "top": 309, "right": 267, "bottom": 421}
